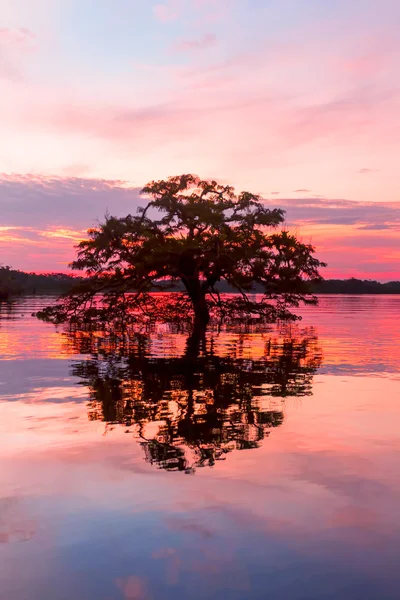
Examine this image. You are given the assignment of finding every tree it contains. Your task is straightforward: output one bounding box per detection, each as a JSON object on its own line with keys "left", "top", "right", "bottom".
{"left": 0, "top": 266, "right": 22, "bottom": 301}
{"left": 38, "top": 174, "right": 326, "bottom": 330}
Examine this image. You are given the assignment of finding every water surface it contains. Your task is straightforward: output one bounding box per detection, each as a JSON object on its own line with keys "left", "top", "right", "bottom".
{"left": 0, "top": 295, "right": 399, "bottom": 599}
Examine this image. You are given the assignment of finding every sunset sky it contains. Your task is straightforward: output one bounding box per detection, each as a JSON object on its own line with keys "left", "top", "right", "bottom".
{"left": 1, "top": 0, "right": 399, "bottom": 279}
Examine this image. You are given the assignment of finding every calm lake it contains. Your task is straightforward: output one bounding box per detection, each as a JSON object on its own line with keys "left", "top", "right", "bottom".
{"left": 0, "top": 295, "right": 399, "bottom": 600}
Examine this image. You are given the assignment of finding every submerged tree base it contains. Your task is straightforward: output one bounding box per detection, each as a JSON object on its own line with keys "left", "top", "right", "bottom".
{"left": 36, "top": 290, "right": 306, "bottom": 330}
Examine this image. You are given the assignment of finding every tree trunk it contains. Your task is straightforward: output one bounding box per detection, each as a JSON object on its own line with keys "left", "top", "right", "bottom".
{"left": 179, "top": 251, "right": 210, "bottom": 333}
{"left": 193, "top": 294, "right": 210, "bottom": 330}
{"left": 181, "top": 280, "right": 209, "bottom": 357}
{"left": 184, "top": 296, "right": 207, "bottom": 357}
{"left": 181, "top": 281, "right": 210, "bottom": 329}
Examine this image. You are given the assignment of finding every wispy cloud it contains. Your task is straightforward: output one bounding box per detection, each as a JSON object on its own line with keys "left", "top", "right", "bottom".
{"left": 274, "top": 197, "right": 400, "bottom": 231}
{"left": 172, "top": 33, "right": 217, "bottom": 53}
{"left": 358, "top": 168, "right": 379, "bottom": 174}
{"left": 115, "top": 575, "right": 150, "bottom": 600}
{"left": 0, "top": 28, "right": 36, "bottom": 46}
{"left": 0, "top": 174, "right": 141, "bottom": 228}
{"left": 152, "top": 0, "right": 229, "bottom": 24}
{"left": 153, "top": 1, "right": 181, "bottom": 22}
{"left": 40, "top": 228, "right": 86, "bottom": 241}
{"left": 357, "top": 223, "right": 391, "bottom": 230}
{"left": 0, "top": 27, "right": 37, "bottom": 80}
{"left": 283, "top": 88, "right": 387, "bottom": 145}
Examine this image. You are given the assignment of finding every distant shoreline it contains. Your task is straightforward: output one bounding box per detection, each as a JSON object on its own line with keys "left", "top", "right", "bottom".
{"left": 1, "top": 268, "right": 400, "bottom": 298}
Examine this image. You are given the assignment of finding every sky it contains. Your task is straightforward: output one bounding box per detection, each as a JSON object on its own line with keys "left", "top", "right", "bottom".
{"left": 0, "top": 0, "right": 399, "bottom": 279}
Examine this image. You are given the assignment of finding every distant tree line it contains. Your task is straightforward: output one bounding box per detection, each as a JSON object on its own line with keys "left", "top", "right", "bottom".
{"left": 0, "top": 266, "right": 79, "bottom": 300}
{"left": 156, "top": 277, "right": 400, "bottom": 295}
{"left": 311, "top": 278, "right": 400, "bottom": 294}
{"left": 1, "top": 266, "right": 400, "bottom": 301}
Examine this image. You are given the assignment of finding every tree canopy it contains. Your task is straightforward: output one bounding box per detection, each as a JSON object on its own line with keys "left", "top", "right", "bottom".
{"left": 38, "top": 174, "right": 326, "bottom": 328}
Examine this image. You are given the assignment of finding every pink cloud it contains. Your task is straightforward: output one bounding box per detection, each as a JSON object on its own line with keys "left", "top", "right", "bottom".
{"left": 173, "top": 33, "right": 217, "bottom": 53}
{"left": 0, "top": 27, "right": 37, "bottom": 80}
{"left": 115, "top": 576, "right": 150, "bottom": 600}
{"left": 338, "top": 33, "right": 395, "bottom": 80}
{"left": 152, "top": 0, "right": 229, "bottom": 25}
{"left": 153, "top": 2, "right": 180, "bottom": 22}
{"left": 342, "top": 53, "right": 384, "bottom": 78}
{"left": 358, "top": 168, "right": 379, "bottom": 174}
{"left": 283, "top": 96, "right": 371, "bottom": 146}
{"left": 0, "top": 27, "right": 36, "bottom": 45}
{"left": 191, "top": 0, "right": 233, "bottom": 24}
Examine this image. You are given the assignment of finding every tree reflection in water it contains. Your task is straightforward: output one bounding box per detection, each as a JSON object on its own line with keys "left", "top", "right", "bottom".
{"left": 67, "top": 322, "right": 322, "bottom": 473}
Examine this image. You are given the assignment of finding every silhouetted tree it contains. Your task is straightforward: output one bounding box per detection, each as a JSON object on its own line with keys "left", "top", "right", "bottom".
{"left": 0, "top": 266, "right": 22, "bottom": 301}
{"left": 38, "top": 175, "right": 325, "bottom": 331}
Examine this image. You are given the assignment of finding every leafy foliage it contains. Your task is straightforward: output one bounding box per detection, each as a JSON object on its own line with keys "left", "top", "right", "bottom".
{"left": 37, "top": 174, "right": 326, "bottom": 327}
